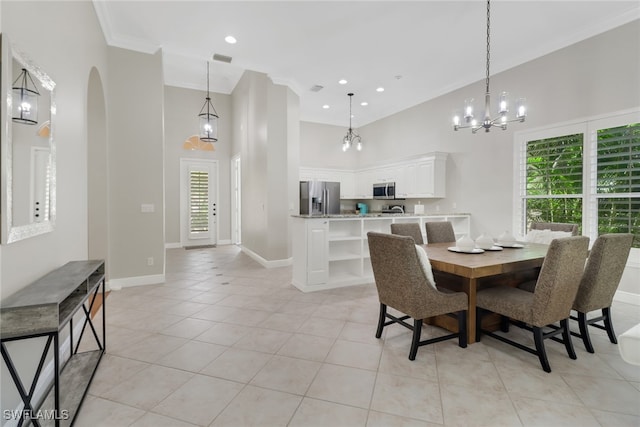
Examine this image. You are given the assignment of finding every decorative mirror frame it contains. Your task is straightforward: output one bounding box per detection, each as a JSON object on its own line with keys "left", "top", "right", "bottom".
{"left": 1, "top": 34, "right": 57, "bottom": 244}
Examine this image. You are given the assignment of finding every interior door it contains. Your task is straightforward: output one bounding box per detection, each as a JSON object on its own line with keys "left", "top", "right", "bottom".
{"left": 180, "top": 159, "right": 217, "bottom": 247}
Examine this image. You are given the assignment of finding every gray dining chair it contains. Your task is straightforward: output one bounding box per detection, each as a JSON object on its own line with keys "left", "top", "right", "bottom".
{"left": 367, "top": 232, "right": 468, "bottom": 360}
{"left": 425, "top": 221, "right": 456, "bottom": 243}
{"left": 520, "top": 233, "right": 634, "bottom": 353}
{"left": 530, "top": 222, "right": 579, "bottom": 236}
{"left": 390, "top": 223, "right": 424, "bottom": 245}
{"left": 476, "top": 236, "right": 590, "bottom": 372}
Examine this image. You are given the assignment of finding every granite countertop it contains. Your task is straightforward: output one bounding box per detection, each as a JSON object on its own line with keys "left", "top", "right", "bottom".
{"left": 292, "top": 212, "right": 469, "bottom": 218}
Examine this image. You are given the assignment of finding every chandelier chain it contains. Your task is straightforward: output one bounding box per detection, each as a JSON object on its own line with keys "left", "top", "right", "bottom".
{"left": 485, "top": 0, "right": 491, "bottom": 95}
{"left": 206, "top": 62, "right": 210, "bottom": 98}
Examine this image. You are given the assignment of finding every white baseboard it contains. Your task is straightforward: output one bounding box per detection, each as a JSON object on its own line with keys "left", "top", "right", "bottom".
{"left": 240, "top": 245, "right": 292, "bottom": 268}
{"left": 107, "top": 274, "right": 165, "bottom": 290}
{"left": 614, "top": 290, "right": 640, "bottom": 306}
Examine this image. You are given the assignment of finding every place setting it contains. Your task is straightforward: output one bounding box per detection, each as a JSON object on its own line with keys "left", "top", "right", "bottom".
{"left": 447, "top": 231, "right": 521, "bottom": 254}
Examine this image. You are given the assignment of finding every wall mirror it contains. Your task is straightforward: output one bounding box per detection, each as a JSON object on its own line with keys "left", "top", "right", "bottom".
{"left": 1, "top": 34, "right": 56, "bottom": 244}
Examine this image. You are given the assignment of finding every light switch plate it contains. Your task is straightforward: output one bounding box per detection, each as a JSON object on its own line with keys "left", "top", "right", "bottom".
{"left": 141, "top": 204, "right": 155, "bottom": 213}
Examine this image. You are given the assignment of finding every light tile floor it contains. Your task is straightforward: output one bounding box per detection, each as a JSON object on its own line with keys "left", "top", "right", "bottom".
{"left": 76, "top": 245, "right": 640, "bottom": 426}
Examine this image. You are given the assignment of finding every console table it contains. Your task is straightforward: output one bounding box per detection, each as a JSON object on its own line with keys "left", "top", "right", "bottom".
{"left": 1, "top": 260, "right": 106, "bottom": 427}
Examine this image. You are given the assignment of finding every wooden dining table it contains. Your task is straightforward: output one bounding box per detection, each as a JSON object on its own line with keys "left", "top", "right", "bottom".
{"left": 420, "top": 241, "right": 550, "bottom": 344}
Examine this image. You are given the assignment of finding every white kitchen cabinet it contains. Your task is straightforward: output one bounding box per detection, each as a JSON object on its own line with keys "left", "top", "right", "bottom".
{"left": 292, "top": 213, "right": 470, "bottom": 292}
{"left": 336, "top": 171, "right": 356, "bottom": 199}
{"left": 300, "top": 151, "right": 447, "bottom": 200}
{"left": 356, "top": 170, "right": 373, "bottom": 199}
{"left": 299, "top": 168, "right": 355, "bottom": 199}
{"left": 293, "top": 218, "right": 329, "bottom": 287}
{"left": 408, "top": 154, "right": 447, "bottom": 198}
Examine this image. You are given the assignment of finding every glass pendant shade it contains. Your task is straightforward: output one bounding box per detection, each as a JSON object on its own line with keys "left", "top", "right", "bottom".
{"left": 12, "top": 68, "right": 40, "bottom": 125}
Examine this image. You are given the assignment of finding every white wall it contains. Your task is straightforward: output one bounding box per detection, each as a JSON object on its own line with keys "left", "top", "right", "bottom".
{"left": 232, "top": 70, "right": 300, "bottom": 263}
{"left": 0, "top": 0, "right": 109, "bottom": 417}
{"left": 300, "top": 121, "right": 358, "bottom": 170}
{"left": 164, "top": 85, "right": 232, "bottom": 246}
{"left": 106, "top": 47, "right": 165, "bottom": 283}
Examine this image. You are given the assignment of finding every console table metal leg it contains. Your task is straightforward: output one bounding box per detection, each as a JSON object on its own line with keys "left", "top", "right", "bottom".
{"left": 54, "top": 332, "right": 60, "bottom": 427}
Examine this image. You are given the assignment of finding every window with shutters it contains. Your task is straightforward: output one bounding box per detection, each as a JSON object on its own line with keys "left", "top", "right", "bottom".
{"left": 592, "top": 123, "right": 640, "bottom": 246}
{"left": 516, "top": 110, "right": 639, "bottom": 249}
{"left": 523, "top": 133, "right": 583, "bottom": 230}
{"left": 189, "top": 170, "right": 209, "bottom": 237}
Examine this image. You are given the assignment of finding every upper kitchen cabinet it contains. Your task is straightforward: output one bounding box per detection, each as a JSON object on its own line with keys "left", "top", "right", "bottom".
{"left": 396, "top": 153, "right": 447, "bottom": 199}
{"left": 300, "top": 152, "right": 447, "bottom": 200}
{"left": 299, "top": 167, "right": 356, "bottom": 199}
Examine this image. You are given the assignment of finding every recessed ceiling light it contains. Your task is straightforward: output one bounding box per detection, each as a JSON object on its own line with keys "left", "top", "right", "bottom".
{"left": 360, "top": 102, "right": 368, "bottom": 106}
{"left": 322, "top": 105, "right": 330, "bottom": 109}
{"left": 376, "top": 87, "right": 385, "bottom": 92}
{"left": 224, "top": 35, "right": 237, "bottom": 44}
{"left": 338, "top": 79, "right": 348, "bottom": 85}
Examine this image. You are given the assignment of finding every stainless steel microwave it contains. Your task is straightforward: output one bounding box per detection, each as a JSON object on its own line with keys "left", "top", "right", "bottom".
{"left": 373, "top": 182, "right": 396, "bottom": 199}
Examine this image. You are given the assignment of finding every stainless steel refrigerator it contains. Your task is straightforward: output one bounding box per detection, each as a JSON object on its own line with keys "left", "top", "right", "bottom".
{"left": 300, "top": 181, "right": 340, "bottom": 215}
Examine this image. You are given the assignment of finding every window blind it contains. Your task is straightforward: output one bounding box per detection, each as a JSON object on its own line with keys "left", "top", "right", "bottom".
{"left": 189, "top": 170, "right": 209, "bottom": 233}
{"left": 595, "top": 123, "right": 640, "bottom": 246}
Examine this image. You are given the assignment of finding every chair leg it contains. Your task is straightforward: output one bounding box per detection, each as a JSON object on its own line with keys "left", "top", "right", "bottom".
{"left": 500, "top": 315, "right": 510, "bottom": 333}
{"left": 602, "top": 307, "right": 617, "bottom": 344}
{"left": 375, "top": 304, "right": 387, "bottom": 339}
{"left": 561, "top": 319, "right": 577, "bottom": 360}
{"left": 409, "top": 319, "right": 422, "bottom": 361}
{"left": 577, "top": 311, "right": 594, "bottom": 353}
{"left": 533, "top": 327, "right": 551, "bottom": 373}
{"left": 475, "top": 308, "right": 483, "bottom": 342}
{"left": 458, "top": 310, "right": 467, "bottom": 348}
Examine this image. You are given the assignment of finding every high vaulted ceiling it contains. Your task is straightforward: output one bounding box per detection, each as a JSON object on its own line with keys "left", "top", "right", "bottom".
{"left": 93, "top": 1, "right": 639, "bottom": 127}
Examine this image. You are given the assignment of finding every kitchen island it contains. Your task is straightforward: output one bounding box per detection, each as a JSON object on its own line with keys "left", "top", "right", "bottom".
{"left": 291, "top": 213, "right": 470, "bottom": 292}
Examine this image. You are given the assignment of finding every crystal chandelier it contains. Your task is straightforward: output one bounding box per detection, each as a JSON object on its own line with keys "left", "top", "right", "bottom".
{"left": 342, "top": 93, "right": 362, "bottom": 151}
{"left": 198, "top": 61, "right": 219, "bottom": 142}
{"left": 453, "top": 0, "right": 526, "bottom": 133}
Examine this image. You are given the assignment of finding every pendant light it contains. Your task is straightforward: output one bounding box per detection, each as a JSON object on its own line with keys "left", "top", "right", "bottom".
{"left": 198, "top": 61, "right": 219, "bottom": 142}
{"left": 452, "top": 0, "right": 526, "bottom": 133}
{"left": 12, "top": 68, "right": 40, "bottom": 125}
{"left": 342, "top": 93, "right": 362, "bottom": 152}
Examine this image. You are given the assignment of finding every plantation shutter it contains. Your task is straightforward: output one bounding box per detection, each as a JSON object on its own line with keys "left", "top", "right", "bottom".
{"left": 189, "top": 170, "right": 209, "bottom": 237}
{"left": 595, "top": 123, "right": 640, "bottom": 242}
{"left": 523, "top": 133, "right": 584, "bottom": 227}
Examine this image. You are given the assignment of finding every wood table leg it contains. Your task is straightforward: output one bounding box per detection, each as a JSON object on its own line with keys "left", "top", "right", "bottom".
{"left": 464, "top": 278, "right": 477, "bottom": 344}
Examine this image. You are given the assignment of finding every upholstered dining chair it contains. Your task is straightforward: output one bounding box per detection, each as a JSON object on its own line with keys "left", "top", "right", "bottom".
{"left": 520, "top": 233, "right": 634, "bottom": 353}
{"left": 530, "top": 222, "right": 579, "bottom": 236}
{"left": 476, "top": 236, "right": 589, "bottom": 372}
{"left": 390, "top": 223, "right": 424, "bottom": 245}
{"left": 367, "top": 232, "right": 468, "bottom": 360}
{"left": 424, "top": 221, "right": 456, "bottom": 243}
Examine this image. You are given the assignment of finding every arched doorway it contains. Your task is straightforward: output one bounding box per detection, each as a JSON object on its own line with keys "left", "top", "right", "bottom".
{"left": 87, "top": 68, "right": 108, "bottom": 271}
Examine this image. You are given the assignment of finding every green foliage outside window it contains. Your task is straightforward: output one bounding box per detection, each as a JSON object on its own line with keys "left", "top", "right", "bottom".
{"left": 596, "top": 124, "right": 640, "bottom": 247}
{"left": 524, "top": 123, "right": 639, "bottom": 248}
{"left": 525, "top": 133, "right": 583, "bottom": 232}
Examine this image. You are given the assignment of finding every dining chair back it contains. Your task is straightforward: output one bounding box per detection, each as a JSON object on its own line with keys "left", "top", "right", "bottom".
{"left": 530, "top": 222, "right": 579, "bottom": 236}
{"left": 572, "top": 233, "right": 634, "bottom": 352}
{"left": 476, "top": 236, "right": 589, "bottom": 372}
{"left": 367, "top": 231, "right": 468, "bottom": 360}
{"left": 424, "top": 221, "right": 456, "bottom": 243}
{"left": 390, "top": 223, "right": 424, "bottom": 245}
